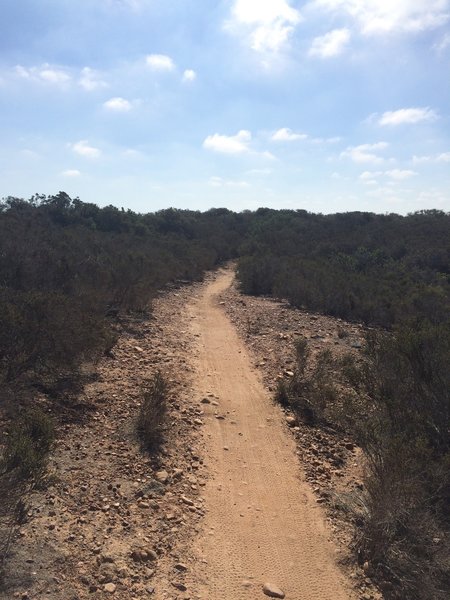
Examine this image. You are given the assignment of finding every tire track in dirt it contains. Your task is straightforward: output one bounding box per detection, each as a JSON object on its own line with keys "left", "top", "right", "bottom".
{"left": 185, "top": 269, "right": 353, "bottom": 600}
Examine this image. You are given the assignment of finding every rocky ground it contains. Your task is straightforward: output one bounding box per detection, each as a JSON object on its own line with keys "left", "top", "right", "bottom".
{"left": 1, "top": 279, "right": 209, "bottom": 600}
{"left": 1, "top": 269, "right": 382, "bottom": 600}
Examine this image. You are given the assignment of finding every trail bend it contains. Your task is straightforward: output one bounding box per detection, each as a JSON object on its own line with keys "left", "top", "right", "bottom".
{"left": 186, "top": 269, "right": 353, "bottom": 600}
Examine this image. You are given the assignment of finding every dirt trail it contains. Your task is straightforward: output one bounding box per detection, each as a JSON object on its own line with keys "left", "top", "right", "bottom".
{"left": 186, "top": 269, "right": 352, "bottom": 600}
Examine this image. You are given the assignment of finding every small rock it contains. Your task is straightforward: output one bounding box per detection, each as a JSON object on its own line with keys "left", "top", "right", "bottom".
{"left": 134, "top": 346, "right": 144, "bottom": 353}
{"left": 171, "top": 582, "right": 187, "bottom": 591}
{"left": 284, "top": 371, "right": 295, "bottom": 378}
{"left": 101, "top": 553, "right": 115, "bottom": 564}
{"left": 285, "top": 416, "right": 297, "bottom": 427}
{"left": 104, "top": 582, "right": 116, "bottom": 594}
{"left": 263, "top": 583, "right": 285, "bottom": 598}
{"left": 155, "top": 470, "right": 169, "bottom": 484}
{"left": 174, "top": 563, "right": 188, "bottom": 572}
{"left": 200, "top": 398, "right": 210, "bottom": 404}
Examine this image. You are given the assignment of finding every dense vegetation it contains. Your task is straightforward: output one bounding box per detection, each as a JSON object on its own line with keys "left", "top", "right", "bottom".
{"left": 1, "top": 196, "right": 449, "bottom": 597}
{"left": 240, "top": 209, "right": 450, "bottom": 599}
{"left": 237, "top": 208, "right": 450, "bottom": 327}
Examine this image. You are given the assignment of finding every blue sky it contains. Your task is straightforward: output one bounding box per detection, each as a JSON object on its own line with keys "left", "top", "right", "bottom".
{"left": 1, "top": 0, "right": 449, "bottom": 214}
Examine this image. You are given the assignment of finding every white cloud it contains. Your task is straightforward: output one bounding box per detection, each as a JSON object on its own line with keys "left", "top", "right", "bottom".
{"left": 434, "top": 32, "right": 450, "bottom": 53}
{"left": 308, "top": 28, "right": 351, "bottom": 58}
{"left": 61, "top": 169, "right": 81, "bottom": 177}
{"left": 341, "top": 142, "right": 388, "bottom": 163}
{"left": 103, "top": 97, "right": 133, "bottom": 112}
{"left": 209, "top": 176, "right": 250, "bottom": 188}
{"left": 359, "top": 169, "right": 417, "bottom": 183}
{"left": 313, "top": 0, "right": 450, "bottom": 35}
{"left": 203, "top": 130, "right": 252, "bottom": 154}
{"left": 71, "top": 140, "right": 101, "bottom": 159}
{"left": 385, "top": 169, "right": 417, "bottom": 180}
{"left": 359, "top": 170, "right": 383, "bottom": 181}
{"left": 378, "top": 107, "right": 438, "bottom": 126}
{"left": 413, "top": 152, "right": 450, "bottom": 163}
{"left": 182, "top": 69, "right": 197, "bottom": 82}
{"left": 15, "top": 64, "right": 71, "bottom": 85}
{"left": 227, "top": 0, "right": 302, "bottom": 52}
{"left": 79, "top": 67, "right": 107, "bottom": 91}
{"left": 247, "top": 168, "right": 273, "bottom": 175}
{"left": 271, "top": 127, "right": 308, "bottom": 141}
{"left": 146, "top": 54, "right": 175, "bottom": 71}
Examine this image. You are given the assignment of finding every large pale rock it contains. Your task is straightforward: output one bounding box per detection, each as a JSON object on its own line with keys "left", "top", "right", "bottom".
{"left": 263, "top": 583, "right": 285, "bottom": 598}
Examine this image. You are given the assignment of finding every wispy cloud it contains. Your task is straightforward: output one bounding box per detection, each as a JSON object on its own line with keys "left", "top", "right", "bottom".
{"left": 203, "top": 130, "right": 252, "bottom": 154}
{"left": 434, "top": 32, "right": 450, "bottom": 54}
{"left": 209, "top": 176, "right": 250, "bottom": 188}
{"left": 61, "top": 169, "right": 81, "bottom": 177}
{"left": 70, "top": 140, "right": 101, "bottom": 159}
{"left": 413, "top": 152, "right": 450, "bottom": 164}
{"left": 359, "top": 170, "right": 383, "bottom": 182}
{"left": 182, "top": 69, "right": 197, "bottom": 83}
{"left": 385, "top": 169, "right": 417, "bottom": 180}
{"left": 103, "top": 97, "right": 133, "bottom": 112}
{"left": 78, "top": 67, "right": 107, "bottom": 91}
{"left": 15, "top": 64, "right": 71, "bottom": 86}
{"left": 378, "top": 107, "right": 438, "bottom": 126}
{"left": 359, "top": 169, "right": 417, "bottom": 183}
{"left": 145, "top": 54, "right": 175, "bottom": 71}
{"left": 271, "top": 128, "right": 308, "bottom": 141}
{"left": 308, "top": 28, "right": 351, "bottom": 58}
{"left": 341, "top": 142, "right": 389, "bottom": 163}
{"left": 226, "top": 0, "right": 302, "bottom": 53}
{"left": 313, "top": 0, "right": 450, "bottom": 35}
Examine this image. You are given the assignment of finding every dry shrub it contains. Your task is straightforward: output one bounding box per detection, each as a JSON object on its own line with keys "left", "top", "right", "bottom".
{"left": 338, "top": 326, "right": 450, "bottom": 599}
{"left": 276, "top": 337, "right": 338, "bottom": 425}
{"left": 0, "top": 407, "right": 55, "bottom": 582}
{"left": 137, "top": 371, "right": 168, "bottom": 451}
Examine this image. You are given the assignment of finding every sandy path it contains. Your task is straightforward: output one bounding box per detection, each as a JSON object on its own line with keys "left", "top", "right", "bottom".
{"left": 186, "top": 269, "right": 352, "bottom": 600}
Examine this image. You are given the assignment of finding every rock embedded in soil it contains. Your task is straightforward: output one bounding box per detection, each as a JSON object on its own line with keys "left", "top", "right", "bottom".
{"left": 262, "top": 582, "right": 286, "bottom": 598}
{"left": 104, "top": 582, "right": 117, "bottom": 593}
{"left": 155, "top": 470, "right": 169, "bottom": 484}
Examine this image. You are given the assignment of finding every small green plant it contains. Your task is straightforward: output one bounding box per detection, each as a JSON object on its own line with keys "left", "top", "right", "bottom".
{"left": 137, "top": 371, "right": 168, "bottom": 451}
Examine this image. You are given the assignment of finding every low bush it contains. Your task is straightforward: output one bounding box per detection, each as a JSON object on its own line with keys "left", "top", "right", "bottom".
{"left": 137, "top": 371, "right": 169, "bottom": 451}
{"left": 1, "top": 407, "right": 55, "bottom": 482}
{"left": 341, "top": 325, "right": 450, "bottom": 599}
{"left": 275, "top": 338, "right": 338, "bottom": 425}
